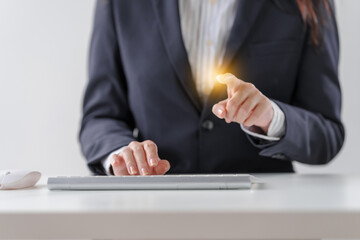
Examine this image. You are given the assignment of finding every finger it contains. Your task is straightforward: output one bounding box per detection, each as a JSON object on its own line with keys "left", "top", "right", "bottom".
{"left": 244, "top": 101, "right": 270, "bottom": 127}
{"left": 111, "top": 154, "right": 129, "bottom": 176}
{"left": 120, "top": 147, "right": 138, "bottom": 175}
{"left": 217, "top": 73, "right": 249, "bottom": 101}
{"left": 212, "top": 99, "right": 227, "bottom": 119}
{"left": 119, "top": 148, "right": 137, "bottom": 175}
{"left": 143, "top": 140, "right": 159, "bottom": 167}
{"left": 153, "top": 160, "right": 171, "bottom": 175}
{"left": 216, "top": 73, "right": 242, "bottom": 98}
{"left": 216, "top": 73, "right": 238, "bottom": 88}
{"left": 233, "top": 92, "right": 261, "bottom": 124}
{"left": 225, "top": 91, "right": 248, "bottom": 122}
{"left": 129, "top": 142, "right": 150, "bottom": 176}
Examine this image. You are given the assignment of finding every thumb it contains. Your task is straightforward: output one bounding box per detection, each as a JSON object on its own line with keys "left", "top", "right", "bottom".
{"left": 212, "top": 99, "right": 227, "bottom": 119}
{"left": 153, "top": 160, "right": 171, "bottom": 175}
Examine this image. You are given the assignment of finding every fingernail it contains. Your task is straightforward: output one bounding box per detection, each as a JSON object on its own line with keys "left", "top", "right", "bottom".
{"left": 141, "top": 168, "right": 149, "bottom": 175}
{"left": 111, "top": 158, "right": 117, "bottom": 166}
{"left": 149, "top": 158, "right": 157, "bottom": 166}
{"left": 129, "top": 166, "right": 137, "bottom": 175}
{"left": 217, "top": 108, "right": 223, "bottom": 116}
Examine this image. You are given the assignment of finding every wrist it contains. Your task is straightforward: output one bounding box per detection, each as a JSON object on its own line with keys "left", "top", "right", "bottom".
{"left": 259, "top": 123, "right": 270, "bottom": 135}
{"left": 257, "top": 107, "right": 274, "bottom": 134}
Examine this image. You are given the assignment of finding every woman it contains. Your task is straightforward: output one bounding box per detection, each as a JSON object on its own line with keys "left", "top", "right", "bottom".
{"left": 79, "top": 0, "right": 344, "bottom": 175}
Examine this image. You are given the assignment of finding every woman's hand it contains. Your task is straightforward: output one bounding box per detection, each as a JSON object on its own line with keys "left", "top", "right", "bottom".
{"left": 212, "top": 73, "right": 274, "bottom": 134}
{"left": 110, "top": 140, "right": 170, "bottom": 176}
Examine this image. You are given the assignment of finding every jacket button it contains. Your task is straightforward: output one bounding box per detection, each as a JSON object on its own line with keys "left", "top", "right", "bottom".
{"left": 202, "top": 120, "right": 214, "bottom": 131}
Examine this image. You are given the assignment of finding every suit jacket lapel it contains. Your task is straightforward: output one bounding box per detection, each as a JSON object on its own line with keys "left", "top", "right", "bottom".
{"left": 222, "top": 0, "right": 266, "bottom": 72}
{"left": 202, "top": 0, "right": 266, "bottom": 117}
{"left": 152, "top": 0, "right": 202, "bottom": 113}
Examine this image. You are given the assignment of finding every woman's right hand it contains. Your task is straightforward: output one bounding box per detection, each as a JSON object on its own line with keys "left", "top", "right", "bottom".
{"left": 110, "top": 140, "right": 171, "bottom": 176}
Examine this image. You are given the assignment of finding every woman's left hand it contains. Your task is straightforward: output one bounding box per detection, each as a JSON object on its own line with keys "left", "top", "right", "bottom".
{"left": 212, "top": 73, "right": 274, "bottom": 134}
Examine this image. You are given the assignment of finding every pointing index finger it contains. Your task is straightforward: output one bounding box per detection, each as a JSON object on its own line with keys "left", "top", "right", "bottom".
{"left": 216, "top": 73, "right": 239, "bottom": 89}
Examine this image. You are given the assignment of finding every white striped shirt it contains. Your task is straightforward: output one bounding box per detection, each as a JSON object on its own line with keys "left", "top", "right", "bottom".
{"left": 179, "top": 0, "right": 238, "bottom": 100}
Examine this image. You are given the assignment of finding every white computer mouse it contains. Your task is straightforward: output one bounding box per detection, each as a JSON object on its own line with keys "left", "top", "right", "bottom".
{"left": 0, "top": 170, "right": 41, "bottom": 190}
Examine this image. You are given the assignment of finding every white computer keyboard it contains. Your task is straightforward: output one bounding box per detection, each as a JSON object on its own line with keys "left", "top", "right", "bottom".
{"left": 47, "top": 174, "right": 257, "bottom": 190}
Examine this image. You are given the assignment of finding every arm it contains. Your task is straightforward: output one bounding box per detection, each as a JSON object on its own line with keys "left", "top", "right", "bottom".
{"left": 79, "top": 0, "right": 135, "bottom": 175}
{"left": 247, "top": 3, "right": 344, "bottom": 164}
{"left": 213, "top": 3, "right": 344, "bottom": 165}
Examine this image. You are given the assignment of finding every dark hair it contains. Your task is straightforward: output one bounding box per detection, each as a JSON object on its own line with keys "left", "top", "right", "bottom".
{"left": 273, "top": 0, "right": 331, "bottom": 47}
{"left": 296, "top": 0, "right": 330, "bottom": 46}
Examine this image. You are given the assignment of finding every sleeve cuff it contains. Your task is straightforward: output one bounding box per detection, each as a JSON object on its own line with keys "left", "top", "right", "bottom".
{"left": 267, "top": 100, "right": 286, "bottom": 138}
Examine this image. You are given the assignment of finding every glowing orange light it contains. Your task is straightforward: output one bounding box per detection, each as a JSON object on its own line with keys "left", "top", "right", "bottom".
{"left": 206, "top": 67, "right": 221, "bottom": 89}
{"left": 199, "top": 67, "right": 225, "bottom": 100}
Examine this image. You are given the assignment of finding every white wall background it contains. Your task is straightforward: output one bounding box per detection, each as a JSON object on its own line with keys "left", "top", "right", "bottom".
{"left": 0, "top": 0, "right": 359, "bottom": 176}
{"left": 0, "top": 0, "right": 95, "bottom": 175}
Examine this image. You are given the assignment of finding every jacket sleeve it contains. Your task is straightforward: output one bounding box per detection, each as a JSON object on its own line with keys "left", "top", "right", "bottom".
{"left": 248, "top": 2, "right": 345, "bottom": 165}
{"left": 79, "top": 0, "right": 135, "bottom": 175}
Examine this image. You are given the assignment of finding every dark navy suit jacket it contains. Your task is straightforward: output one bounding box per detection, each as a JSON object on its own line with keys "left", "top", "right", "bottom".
{"left": 79, "top": 0, "right": 345, "bottom": 175}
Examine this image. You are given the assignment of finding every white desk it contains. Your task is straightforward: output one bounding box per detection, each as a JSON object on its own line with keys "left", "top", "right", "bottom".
{"left": 1, "top": 174, "right": 360, "bottom": 239}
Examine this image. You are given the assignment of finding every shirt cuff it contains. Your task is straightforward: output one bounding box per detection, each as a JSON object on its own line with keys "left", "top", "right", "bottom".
{"left": 240, "top": 100, "right": 285, "bottom": 141}
{"left": 101, "top": 147, "right": 126, "bottom": 175}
